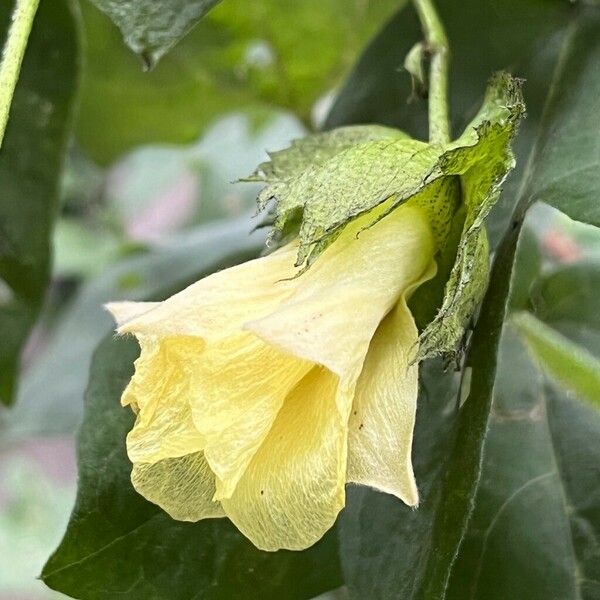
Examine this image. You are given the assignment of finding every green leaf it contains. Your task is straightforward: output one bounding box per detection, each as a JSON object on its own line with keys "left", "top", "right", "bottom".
{"left": 88, "top": 0, "right": 222, "bottom": 67}
{"left": 77, "top": 0, "right": 404, "bottom": 163}
{"left": 512, "top": 310, "right": 600, "bottom": 410}
{"left": 0, "top": 0, "right": 79, "bottom": 405}
{"left": 447, "top": 331, "right": 600, "bottom": 600}
{"left": 41, "top": 333, "right": 342, "bottom": 599}
{"left": 324, "top": 0, "right": 570, "bottom": 246}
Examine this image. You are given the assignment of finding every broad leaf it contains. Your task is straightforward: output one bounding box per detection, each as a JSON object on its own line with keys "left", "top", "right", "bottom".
{"left": 88, "top": 0, "right": 222, "bottom": 67}
{"left": 0, "top": 0, "right": 79, "bottom": 405}
{"left": 340, "top": 360, "right": 459, "bottom": 598}
{"left": 41, "top": 333, "right": 342, "bottom": 599}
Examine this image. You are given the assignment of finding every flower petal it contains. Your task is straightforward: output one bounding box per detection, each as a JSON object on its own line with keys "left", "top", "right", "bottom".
{"left": 123, "top": 336, "right": 205, "bottom": 463}
{"left": 131, "top": 452, "right": 224, "bottom": 520}
{"left": 105, "top": 301, "right": 160, "bottom": 327}
{"left": 246, "top": 205, "right": 435, "bottom": 382}
{"left": 221, "top": 366, "right": 348, "bottom": 551}
{"left": 347, "top": 298, "right": 421, "bottom": 506}
{"left": 115, "top": 245, "right": 299, "bottom": 342}
{"left": 190, "top": 331, "right": 313, "bottom": 499}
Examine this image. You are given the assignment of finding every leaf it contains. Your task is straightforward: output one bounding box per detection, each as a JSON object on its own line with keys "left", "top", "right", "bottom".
{"left": 3, "top": 216, "right": 263, "bottom": 439}
{"left": 77, "top": 0, "right": 404, "bottom": 163}
{"left": 324, "top": 0, "right": 571, "bottom": 246}
{"left": 512, "top": 311, "right": 600, "bottom": 409}
{"left": 447, "top": 331, "right": 600, "bottom": 600}
{"left": 434, "top": 8, "right": 600, "bottom": 599}
{"left": 88, "top": 0, "right": 222, "bottom": 67}
{"left": 0, "top": 0, "right": 79, "bottom": 405}
{"left": 41, "top": 333, "right": 342, "bottom": 599}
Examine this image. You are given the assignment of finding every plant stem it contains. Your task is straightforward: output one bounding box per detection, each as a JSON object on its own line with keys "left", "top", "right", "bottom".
{"left": 412, "top": 0, "right": 450, "bottom": 145}
{"left": 0, "top": 0, "right": 40, "bottom": 148}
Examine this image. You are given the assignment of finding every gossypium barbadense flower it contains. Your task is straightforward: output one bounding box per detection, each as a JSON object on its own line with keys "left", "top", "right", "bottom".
{"left": 107, "top": 73, "right": 524, "bottom": 551}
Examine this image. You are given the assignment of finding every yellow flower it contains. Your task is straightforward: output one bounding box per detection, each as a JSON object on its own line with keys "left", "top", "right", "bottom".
{"left": 107, "top": 202, "right": 436, "bottom": 551}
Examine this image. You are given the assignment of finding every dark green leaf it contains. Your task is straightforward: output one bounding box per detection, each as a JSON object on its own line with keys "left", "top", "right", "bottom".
{"left": 0, "top": 0, "right": 79, "bottom": 405}
{"left": 88, "top": 0, "right": 222, "bottom": 67}
{"left": 41, "top": 333, "right": 342, "bottom": 599}
{"left": 324, "top": 0, "right": 571, "bottom": 246}
{"left": 447, "top": 331, "right": 600, "bottom": 600}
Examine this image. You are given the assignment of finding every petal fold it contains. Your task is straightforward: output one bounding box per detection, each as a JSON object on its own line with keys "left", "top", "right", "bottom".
{"left": 347, "top": 299, "right": 421, "bottom": 506}
{"left": 222, "top": 367, "right": 348, "bottom": 551}
{"left": 247, "top": 205, "right": 435, "bottom": 381}
{"left": 131, "top": 452, "right": 224, "bottom": 521}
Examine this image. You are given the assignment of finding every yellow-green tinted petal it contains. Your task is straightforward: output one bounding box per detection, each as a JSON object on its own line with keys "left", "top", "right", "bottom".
{"left": 131, "top": 452, "right": 224, "bottom": 520}
{"left": 190, "top": 331, "right": 313, "bottom": 499}
{"left": 347, "top": 299, "right": 420, "bottom": 506}
{"left": 124, "top": 336, "right": 205, "bottom": 464}
{"left": 222, "top": 366, "right": 348, "bottom": 551}
{"left": 247, "top": 205, "right": 435, "bottom": 381}
{"left": 115, "top": 245, "right": 299, "bottom": 342}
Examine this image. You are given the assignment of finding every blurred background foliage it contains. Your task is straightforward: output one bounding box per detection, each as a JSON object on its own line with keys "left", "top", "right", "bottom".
{"left": 0, "top": 0, "right": 598, "bottom": 598}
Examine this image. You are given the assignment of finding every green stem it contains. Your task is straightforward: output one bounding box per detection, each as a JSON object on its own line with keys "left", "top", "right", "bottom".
{"left": 0, "top": 0, "right": 40, "bottom": 148}
{"left": 412, "top": 0, "right": 450, "bottom": 145}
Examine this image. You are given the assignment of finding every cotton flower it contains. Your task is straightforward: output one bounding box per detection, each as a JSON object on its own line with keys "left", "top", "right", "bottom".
{"left": 107, "top": 201, "right": 436, "bottom": 551}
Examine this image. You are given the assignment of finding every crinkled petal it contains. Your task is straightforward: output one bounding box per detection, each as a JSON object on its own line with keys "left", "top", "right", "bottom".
{"left": 190, "top": 331, "right": 312, "bottom": 499}
{"left": 115, "top": 245, "right": 299, "bottom": 342}
{"left": 347, "top": 298, "right": 421, "bottom": 506}
{"left": 131, "top": 452, "right": 224, "bottom": 520}
{"left": 247, "top": 205, "right": 435, "bottom": 383}
{"left": 123, "top": 336, "right": 205, "bottom": 463}
{"left": 221, "top": 366, "right": 349, "bottom": 551}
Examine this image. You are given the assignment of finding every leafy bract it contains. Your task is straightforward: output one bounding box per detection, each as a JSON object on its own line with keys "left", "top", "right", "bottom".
{"left": 0, "top": 0, "right": 79, "bottom": 405}
{"left": 249, "top": 73, "right": 524, "bottom": 359}
{"left": 417, "top": 73, "right": 525, "bottom": 360}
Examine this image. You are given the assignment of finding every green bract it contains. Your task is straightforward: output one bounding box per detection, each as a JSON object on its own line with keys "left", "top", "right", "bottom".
{"left": 246, "top": 72, "right": 525, "bottom": 361}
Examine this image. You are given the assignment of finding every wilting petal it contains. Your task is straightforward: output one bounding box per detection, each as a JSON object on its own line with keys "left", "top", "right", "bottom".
{"left": 132, "top": 452, "right": 224, "bottom": 520}
{"left": 115, "top": 245, "right": 299, "bottom": 342}
{"left": 347, "top": 297, "right": 422, "bottom": 506}
{"left": 123, "top": 336, "right": 205, "bottom": 463}
{"left": 221, "top": 366, "right": 349, "bottom": 551}
{"left": 190, "top": 331, "right": 313, "bottom": 499}
{"left": 247, "top": 205, "right": 435, "bottom": 386}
